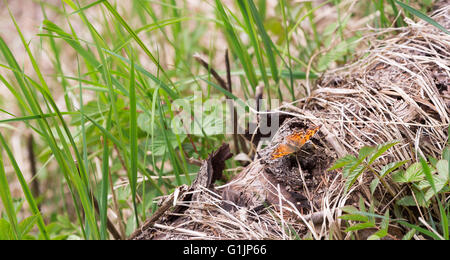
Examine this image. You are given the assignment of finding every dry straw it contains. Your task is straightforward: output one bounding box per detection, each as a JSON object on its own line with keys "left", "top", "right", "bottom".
{"left": 132, "top": 5, "right": 449, "bottom": 240}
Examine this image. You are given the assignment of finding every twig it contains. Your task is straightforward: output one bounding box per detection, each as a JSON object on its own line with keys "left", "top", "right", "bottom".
{"left": 27, "top": 134, "right": 40, "bottom": 211}
{"left": 194, "top": 52, "right": 249, "bottom": 155}
{"left": 193, "top": 53, "right": 227, "bottom": 90}
{"left": 225, "top": 50, "right": 241, "bottom": 156}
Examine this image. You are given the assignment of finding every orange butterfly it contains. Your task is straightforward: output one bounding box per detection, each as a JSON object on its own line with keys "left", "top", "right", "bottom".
{"left": 271, "top": 125, "right": 321, "bottom": 159}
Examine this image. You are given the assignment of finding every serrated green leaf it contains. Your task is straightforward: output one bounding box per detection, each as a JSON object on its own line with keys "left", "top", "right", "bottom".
{"left": 18, "top": 215, "right": 37, "bottom": 238}
{"left": 358, "top": 146, "right": 376, "bottom": 160}
{"left": 367, "top": 141, "right": 400, "bottom": 165}
{"left": 403, "top": 162, "right": 425, "bottom": 183}
{"left": 199, "top": 112, "right": 225, "bottom": 136}
{"left": 380, "top": 160, "right": 409, "bottom": 178}
{"left": 391, "top": 170, "right": 407, "bottom": 183}
{"left": 344, "top": 163, "right": 365, "bottom": 192}
{"left": 397, "top": 191, "right": 428, "bottom": 207}
{"left": 370, "top": 178, "right": 380, "bottom": 195}
{"left": 396, "top": 195, "right": 416, "bottom": 206}
{"left": 317, "top": 41, "right": 348, "bottom": 72}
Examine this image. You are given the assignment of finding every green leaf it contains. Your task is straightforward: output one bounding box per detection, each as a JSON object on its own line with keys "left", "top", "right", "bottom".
{"left": 317, "top": 36, "right": 359, "bottom": 72}
{"left": 367, "top": 232, "right": 384, "bottom": 240}
{"left": 421, "top": 173, "right": 448, "bottom": 202}
{"left": 71, "top": 100, "right": 110, "bottom": 125}
{"left": 367, "top": 141, "right": 400, "bottom": 165}
{"left": 214, "top": 0, "right": 258, "bottom": 88}
{"left": 368, "top": 209, "right": 389, "bottom": 240}
{"left": 101, "top": 1, "right": 177, "bottom": 92}
{"left": 339, "top": 214, "right": 369, "bottom": 222}
{"left": 340, "top": 205, "right": 359, "bottom": 214}
{"left": 128, "top": 59, "right": 140, "bottom": 228}
{"left": 146, "top": 128, "right": 186, "bottom": 157}
{"left": 18, "top": 215, "right": 37, "bottom": 238}
{"left": 396, "top": 220, "right": 442, "bottom": 240}
{"left": 391, "top": 170, "right": 406, "bottom": 183}
{"left": 246, "top": 0, "right": 279, "bottom": 83}
{"left": 0, "top": 219, "right": 13, "bottom": 240}
{"left": 358, "top": 146, "right": 376, "bottom": 160}
{"left": 317, "top": 41, "right": 348, "bottom": 72}
{"left": 395, "top": 1, "right": 450, "bottom": 35}
{"left": 436, "top": 160, "right": 449, "bottom": 180}
{"left": 328, "top": 155, "right": 357, "bottom": 171}
{"left": 379, "top": 160, "right": 409, "bottom": 178}
{"left": 199, "top": 112, "right": 225, "bottom": 136}
{"left": 420, "top": 157, "right": 436, "bottom": 194}
{"left": 397, "top": 191, "right": 427, "bottom": 207}
{"left": 0, "top": 133, "right": 48, "bottom": 239}
{"left": 402, "top": 229, "right": 416, "bottom": 240}
{"left": 396, "top": 195, "right": 417, "bottom": 207}
{"left": 0, "top": 151, "right": 19, "bottom": 239}
{"left": 370, "top": 178, "right": 380, "bottom": 195}
{"left": 381, "top": 210, "right": 390, "bottom": 232}
{"left": 443, "top": 146, "right": 450, "bottom": 162}
{"left": 137, "top": 113, "right": 157, "bottom": 134}
{"left": 404, "top": 162, "right": 425, "bottom": 183}
{"left": 345, "top": 222, "right": 376, "bottom": 232}
{"left": 344, "top": 163, "right": 365, "bottom": 192}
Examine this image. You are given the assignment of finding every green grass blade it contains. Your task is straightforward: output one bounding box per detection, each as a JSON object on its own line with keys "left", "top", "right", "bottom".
{"left": 236, "top": 0, "right": 270, "bottom": 94}
{"left": 8, "top": 5, "right": 100, "bottom": 239}
{"left": 0, "top": 149, "right": 20, "bottom": 240}
{"left": 0, "top": 112, "right": 76, "bottom": 124}
{"left": 99, "top": 109, "right": 112, "bottom": 240}
{"left": 129, "top": 56, "right": 140, "bottom": 226}
{"left": 0, "top": 133, "right": 49, "bottom": 240}
{"left": 101, "top": 1, "right": 178, "bottom": 94}
{"left": 81, "top": 111, "right": 163, "bottom": 195}
{"left": 41, "top": 20, "right": 177, "bottom": 100}
{"left": 40, "top": 3, "right": 73, "bottom": 111}
{"left": 387, "top": 0, "right": 404, "bottom": 27}
{"left": 214, "top": 0, "right": 258, "bottom": 90}
{"left": 246, "top": 0, "right": 279, "bottom": 84}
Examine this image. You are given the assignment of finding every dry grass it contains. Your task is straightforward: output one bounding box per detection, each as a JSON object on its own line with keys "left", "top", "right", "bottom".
{"left": 136, "top": 4, "right": 449, "bottom": 240}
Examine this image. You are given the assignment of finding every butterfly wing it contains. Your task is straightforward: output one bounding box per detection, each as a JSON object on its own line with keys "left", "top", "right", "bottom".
{"left": 270, "top": 125, "right": 321, "bottom": 159}
{"left": 271, "top": 143, "right": 296, "bottom": 159}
